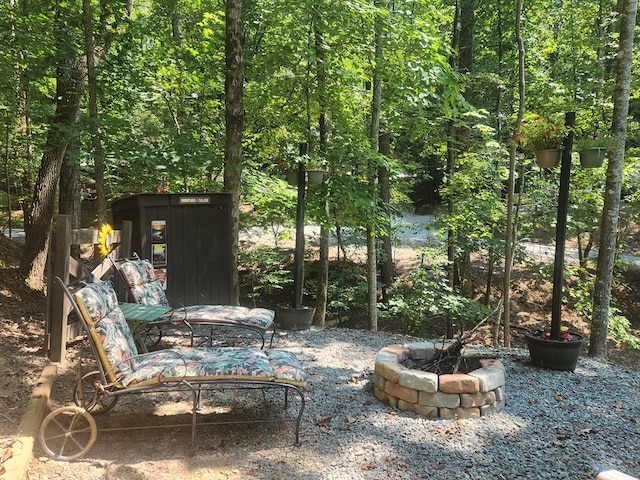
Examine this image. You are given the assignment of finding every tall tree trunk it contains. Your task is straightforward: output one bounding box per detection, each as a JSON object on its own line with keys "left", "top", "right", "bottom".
{"left": 19, "top": 5, "right": 86, "bottom": 290}
{"left": 367, "top": 0, "right": 385, "bottom": 332}
{"left": 58, "top": 128, "right": 81, "bottom": 221}
{"left": 12, "top": 0, "right": 35, "bottom": 216}
{"left": 589, "top": 0, "right": 637, "bottom": 358}
{"left": 313, "top": 1, "right": 328, "bottom": 327}
{"left": 58, "top": 132, "right": 82, "bottom": 259}
{"left": 224, "top": 0, "right": 244, "bottom": 305}
{"left": 379, "top": 131, "right": 393, "bottom": 303}
{"left": 502, "top": 0, "right": 526, "bottom": 348}
{"left": 457, "top": 0, "right": 474, "bottom": 297}
{"left": 445, "top": 0, "right": 461, "bottom": 338}
{"left": 82, "top": 0, "right": 107, "bottom": 225}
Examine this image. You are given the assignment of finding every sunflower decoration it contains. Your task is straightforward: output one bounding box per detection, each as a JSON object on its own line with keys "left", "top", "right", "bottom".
{"left": 98, "top": 224, "right": 115, "bottom": 257}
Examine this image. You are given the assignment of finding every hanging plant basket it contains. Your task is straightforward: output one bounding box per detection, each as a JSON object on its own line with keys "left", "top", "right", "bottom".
{"left": 307, "top": 170, "right": 325, "bottom": 185}
{"left": 525, "top": 332, "right": 584, "bottom": 372}
{"left": 286, "top": 171, "right": 299, "bottom": 186}
{"left": 579, "top": 147, "right": 607, "bottom": 168}
{"left": 534, "top": 149, "right": 562, "bottom": 168}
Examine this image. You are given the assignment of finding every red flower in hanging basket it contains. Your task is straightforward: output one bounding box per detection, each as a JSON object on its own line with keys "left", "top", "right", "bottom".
{"left": 518, "top": 113, "right": 570, "bottom": 151}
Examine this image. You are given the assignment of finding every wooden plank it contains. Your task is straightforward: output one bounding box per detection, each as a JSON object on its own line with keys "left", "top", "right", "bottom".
{"left": 46, "top": 216, "right": 133, "bottom": 363}
{"left": 70, "top": 227, "right": 125, "bottom": 245}
{"left": 49, "top": 216, "right": 71, "bottom": 363}
{"left": 1, "top": 365, "right": 57, "bottom": 480}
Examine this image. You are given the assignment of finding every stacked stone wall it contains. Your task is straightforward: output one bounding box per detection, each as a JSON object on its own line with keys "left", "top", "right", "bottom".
{"left": 373, "top": 342, "right": 506, "bottom": 419}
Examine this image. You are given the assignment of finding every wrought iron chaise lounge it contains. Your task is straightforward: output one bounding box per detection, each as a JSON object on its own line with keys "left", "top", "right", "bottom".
{"left": 111, "top": 255, "right": 276, "bottom": 349}
{"left": 38, "top": 279, "right": 307, "bottom": 461}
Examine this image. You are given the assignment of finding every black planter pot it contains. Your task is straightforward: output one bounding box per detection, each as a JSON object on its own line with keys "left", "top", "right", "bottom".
{"left": 276, "top": 304, "right": 316, "bottom": 331}
{"left": 525, "top": 332, "right": 584, "bottom": 372}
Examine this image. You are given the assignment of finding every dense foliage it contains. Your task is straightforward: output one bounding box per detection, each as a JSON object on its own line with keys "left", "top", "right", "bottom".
{"left": 1, "top": 0, "right": 639, "bottom": 343}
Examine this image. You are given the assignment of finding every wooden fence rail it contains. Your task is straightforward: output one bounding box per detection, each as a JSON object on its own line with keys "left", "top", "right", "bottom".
{"left": 45, "top": 215, "right": 132, "bottom": 363}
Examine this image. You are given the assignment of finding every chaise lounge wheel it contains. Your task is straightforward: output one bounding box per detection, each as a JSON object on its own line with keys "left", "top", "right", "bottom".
{"left": 73, "top": 370, "right": 118, "bottom": 414}
{"left": 38, "top": 406, "right": 97, "bottom": 461}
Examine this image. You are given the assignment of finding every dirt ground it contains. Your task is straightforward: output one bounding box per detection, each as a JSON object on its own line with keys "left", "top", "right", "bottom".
{"left": 1, "top": 232, "right": 640, "bottom": 478}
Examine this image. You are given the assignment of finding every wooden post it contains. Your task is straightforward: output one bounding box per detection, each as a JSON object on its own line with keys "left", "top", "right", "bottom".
{"left": 120, "top": 220, "right": 132, "bottom": 258}
{"left": 46, "top": 216, "right": 132, "bottom": 363}
{"left": 48, "top": 215, "right": 71, "bottom": 363}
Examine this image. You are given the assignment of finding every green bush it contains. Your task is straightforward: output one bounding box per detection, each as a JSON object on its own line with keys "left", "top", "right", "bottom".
{"left": 239, "top": 246, "right": 292, "bottom": 304}
{"left": 384, "top": 265, "right": 490, "bottom": 337}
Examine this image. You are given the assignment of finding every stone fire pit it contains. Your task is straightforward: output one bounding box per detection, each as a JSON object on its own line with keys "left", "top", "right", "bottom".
{"left": 373, "top": 341, "right": 506, "bottom": 419}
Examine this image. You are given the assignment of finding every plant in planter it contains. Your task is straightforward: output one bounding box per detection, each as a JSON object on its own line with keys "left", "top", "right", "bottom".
{"left": 523, "top": 111, "right": 584, "bottom": 371}
{"left": 517, "top": 114, "right": 570, "bottom": 168}
{"left": 301, "top": 154, "right": 327, "bottom": 185}
{"left": 525, "top": 327, "right": 584, "bottom": 372}
{"left": 275, "top": 145, "right": 318, "bottom": 330}
{"left": 574, "top": 132, "right": 614, "bottom": 168}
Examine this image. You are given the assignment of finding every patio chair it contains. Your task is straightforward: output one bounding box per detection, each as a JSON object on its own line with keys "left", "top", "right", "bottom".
{"left": 38, "top": 278, "right": 307, "bottom": 461}
{"left": 111, "top": 255, "right": 276, "bottom": 348}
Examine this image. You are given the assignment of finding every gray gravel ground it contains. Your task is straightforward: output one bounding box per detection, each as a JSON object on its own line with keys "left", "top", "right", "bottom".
{"left": 28, "top": 327, "right": 640, "bottom": 479}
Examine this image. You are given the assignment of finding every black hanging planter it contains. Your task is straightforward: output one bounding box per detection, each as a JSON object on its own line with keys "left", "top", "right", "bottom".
{"left": 525, "top": 332, "right": 584, "bottom": 372}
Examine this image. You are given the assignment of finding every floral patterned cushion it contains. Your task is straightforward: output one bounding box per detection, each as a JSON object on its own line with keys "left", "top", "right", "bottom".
{"left": 74, "top": 282, "right": 139, "bottom": 381}
{"left": 117, "top": 258, "right": 275, "bottom": 332}
{"left": 120, "top": 347, "right": 308, "bottom": 388}
{"left": 73, "top": 282, "right": 306, "bottom": 389}
{"left": 118, "top": 259, "right": 169, "bottom": 307}
{"left": 162, "top": 305, "right": 275, "bottom": 331}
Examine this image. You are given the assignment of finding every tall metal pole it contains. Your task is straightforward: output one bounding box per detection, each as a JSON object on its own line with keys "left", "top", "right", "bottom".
{"left": 550, "top": 111, "right": 575, "bottom": 340}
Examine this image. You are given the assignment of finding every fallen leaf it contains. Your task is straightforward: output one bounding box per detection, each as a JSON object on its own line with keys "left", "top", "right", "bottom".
{"left": 345, "top": 415, "right": 357, "bottom": 424}
{"left": 554, "top": 395, "right": 567, "bottom": 402}
{"left": 514, "top": 420, "right": 528, "bottom": 428}
{"left": 314, "top": 416, "right": 332, "bottom": 427}
{"left": 577, "top": 428, "right": 593, "bottom": 436}
{"left": 362, "top": 461, "right": 376, "bottom": 470}
{"left": 612, "top": 402, "right": 623, "bottom": 409}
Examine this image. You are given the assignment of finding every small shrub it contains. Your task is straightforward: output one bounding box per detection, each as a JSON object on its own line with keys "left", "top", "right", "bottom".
{"left": 239, "top": 246, "right": 292, "bottom": 304}
{"left": 385, "top": 266, "right": 490, "bottom": 337}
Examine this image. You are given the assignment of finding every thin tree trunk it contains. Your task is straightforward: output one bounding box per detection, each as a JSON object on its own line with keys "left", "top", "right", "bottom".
{"left": 313, "top": 1, "right": 328, "bottom": 327}
{"left": 12, "top": 0, "right": 35, "bottom": 217}
{"left": 379, "top": 132, "right": 393, "bottom": 302}
{"left": 367, "top": 0, "right": 385, "bottom": 332}
{"left": 502, "top": 0, "right": 526, "bottom": 348}
{"left": 589, "top": 0, "right": 637, "bottom": 358}
{"left": 224, "top": 0, "right": 244, "bottom": 305}
{"left": 445, "top": 0, "right": 460, "bottom": 339}
{"left": 82, "top": 0, "right": 107, "bottom": 225}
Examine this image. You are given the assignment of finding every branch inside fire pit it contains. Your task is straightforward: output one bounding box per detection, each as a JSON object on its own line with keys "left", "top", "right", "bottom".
{"left": 414, "top": 300, "right": 503, "bottom": 374}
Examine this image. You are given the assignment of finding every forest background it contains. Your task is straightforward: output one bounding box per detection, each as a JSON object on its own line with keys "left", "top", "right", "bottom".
{"left": 1, "top": 0, "right": 640, "bottom": 359}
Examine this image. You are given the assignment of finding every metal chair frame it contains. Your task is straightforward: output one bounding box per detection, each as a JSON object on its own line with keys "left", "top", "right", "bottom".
{"left": 38, "top": 278, "right": 305, "bottom": 461}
